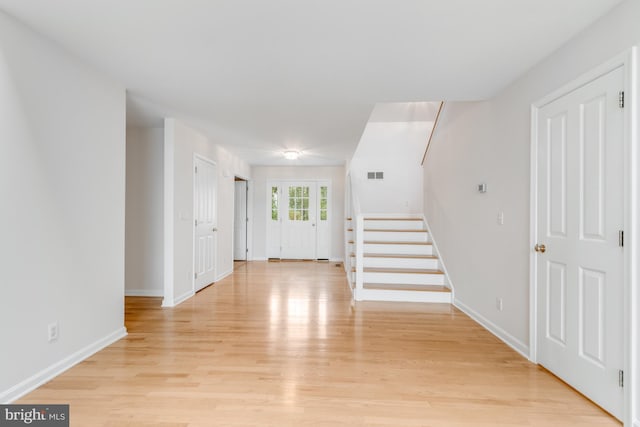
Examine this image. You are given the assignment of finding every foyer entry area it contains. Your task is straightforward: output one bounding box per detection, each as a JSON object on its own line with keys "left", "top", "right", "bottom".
{"left": 19, "top": 262, "right": 617, "bottom": 426}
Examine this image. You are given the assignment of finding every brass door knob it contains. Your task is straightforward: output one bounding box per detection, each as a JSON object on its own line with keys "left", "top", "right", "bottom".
{"left": 534, "top": 244, "right": 546, "bottom": 253}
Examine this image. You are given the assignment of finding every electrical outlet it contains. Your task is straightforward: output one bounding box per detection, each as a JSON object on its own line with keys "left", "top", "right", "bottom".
{"left": 496, "top": 298, "right": 503, "bottom": 312}
{"left": 497, "top": 211, "right": 504, "bottom": 225}
{"left": 48, "top": 322, "right": 59, "bottom": 342}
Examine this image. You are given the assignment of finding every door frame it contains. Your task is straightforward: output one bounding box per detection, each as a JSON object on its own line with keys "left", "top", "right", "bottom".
{"left": 192, "top": 153, "right": 218, "bottom": 293}
{"left": 529, "top": 48, "right": 637, "bottom": 425}
{"left": 265, "top": 179, "right": 332, "bottom": 260}
{"left": 315, "top": 180, "right": 331, "bottom": 259}
{"left": 233, "top": 176, "right": 250, "bottom": 262}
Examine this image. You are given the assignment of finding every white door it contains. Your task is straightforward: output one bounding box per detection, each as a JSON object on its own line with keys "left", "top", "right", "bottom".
{"left": 536, "top": 67, "right": 624, "bottom": 418}
{"left": 234, "top": 180, "right": 248, "bottom": 261}
{"left": 194, "top": 157, "right": 217, "bottom": 291}
{"left": 281, "top": 182, "right": 317, "bottom": 259}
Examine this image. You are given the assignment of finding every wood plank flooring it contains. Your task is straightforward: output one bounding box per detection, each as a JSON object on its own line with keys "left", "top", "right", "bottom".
{"left": 19, "top": 261, "right": 619, "bottom": 426}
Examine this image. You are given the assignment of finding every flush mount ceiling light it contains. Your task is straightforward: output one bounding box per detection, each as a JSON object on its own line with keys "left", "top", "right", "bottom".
{"left": 283, "top": 150, "right": 300, "bottom": 160}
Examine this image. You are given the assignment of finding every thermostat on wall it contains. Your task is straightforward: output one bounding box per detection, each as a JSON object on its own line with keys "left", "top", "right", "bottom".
{"left": 478, "top": 183, "right": 487, "bottom": 193}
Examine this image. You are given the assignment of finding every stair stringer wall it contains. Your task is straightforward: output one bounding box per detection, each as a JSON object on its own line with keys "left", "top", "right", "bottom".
{"left": 422, "top": 214, "right": 455, "bottom": 301}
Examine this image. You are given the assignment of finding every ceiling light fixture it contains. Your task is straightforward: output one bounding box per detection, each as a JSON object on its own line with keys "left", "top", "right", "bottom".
{"left": 283, "top": 150, "right": 300, "bottom": 160}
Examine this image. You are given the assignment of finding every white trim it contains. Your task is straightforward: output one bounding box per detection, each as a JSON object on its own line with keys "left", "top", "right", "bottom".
{"left": 251, "top": 257, "right": 268, "bottom": 261}
{"left": 232, "top": 179, "right": 249, "bottom": 262}
{"left": 529, "top": 104, "right": 539, "bottom": 363}
{"left": 626, "top": 46, "right": 638, "bottom": 427}
{"left": 193, "top": 154, "right": 218, "bottom": 294}
{"left": 125, "top": 289, "right": 164, "bottom": 297}
{"left": 265, "top": 180, "right": 281, "bottom": 259}
{"left": 0, "top": 327, "right": 127, "bottom": 403}
{"left": 455, "top": 298, "right": 529, "bottom": 359}
{"left": 535, "top": 52, "right": 631, "bottom": 107}
{"left": 530, "top": 48, "right": 638, "bottom": 426}
{"left": 316, "top": 180, "right": 332, "bottom": 260}
{"left": 329, "top": 257, "right": 343, "bottom": 263}
{"left": 162, "top": 290, "right": 196, "bottom": 307}
{"left": 216, "top": 268, "right": 233, "bottom": 282}
{"left": 246, "top": 180, "right": 253, "bottom": 262}
{"left": 163, "top": 119, "right": 175, "bottom": 307}
{"left": 354, "top": 215, "right": 364, "bottom": 300}
{"left": 422, "top": 215, "right": 455, "bottom": 301}
{"left": 268, "top": 179, "right": 332, "bottom": 261}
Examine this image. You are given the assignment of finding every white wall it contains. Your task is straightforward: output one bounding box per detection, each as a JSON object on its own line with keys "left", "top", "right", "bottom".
{"left": 423, "top": 1, "right": 639, "bottom": 423}
{"left": 163, "top": 118, "right": 251, "bottom": 307}
{"left": 0, "top": 11, "right": 126, "bottom": 402}
{"left": 252, "top": 166, "right": 345, "bottom": 261}
{"left": 350, "top": 121, "right": 432, "bottom": 213}
{"left": 125, "top": 127, "right": 164, "bottom": 296}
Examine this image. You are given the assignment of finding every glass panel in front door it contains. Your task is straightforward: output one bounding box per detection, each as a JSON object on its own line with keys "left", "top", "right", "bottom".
{"left": 288, "top": 186, "right": 310, "bottom": 221}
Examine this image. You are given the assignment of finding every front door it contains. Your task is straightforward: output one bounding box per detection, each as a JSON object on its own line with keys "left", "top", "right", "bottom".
{"left": 535, "top": 66, "right": 624, "bottom": 418}
{"left": 194, "top": 156, "right": 217, "bottom": 291}
{"left": 280, "top": 182, "right": 317, "bottom": 259}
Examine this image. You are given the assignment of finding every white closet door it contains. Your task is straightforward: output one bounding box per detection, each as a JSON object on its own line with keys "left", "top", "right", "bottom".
{"left": 536, "top": 66, "right": 624, "bottom": 419}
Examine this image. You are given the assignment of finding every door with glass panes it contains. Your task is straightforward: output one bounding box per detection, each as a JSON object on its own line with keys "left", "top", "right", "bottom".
{"left": 267, "top": 181, "right": 331, "bottom": 260}
{"left": 280, "top": 182, "right": 317, "bottom": 259}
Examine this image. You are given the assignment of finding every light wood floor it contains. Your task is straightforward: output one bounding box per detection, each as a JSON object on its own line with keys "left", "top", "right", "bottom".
{"left": 20, "top": 261, "right": 619, "bottom": 426}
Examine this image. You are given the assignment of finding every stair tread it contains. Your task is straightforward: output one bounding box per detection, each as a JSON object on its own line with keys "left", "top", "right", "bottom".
{"left": 364, "top": 229, "right": 426, "bottom": 232}
{"left": 365, "top": 253, "right": 437, "bottom": 259}
{"left": 363, "top": 283, "right": 450, "bottom": 292}
{"left": 350, "top": 253, "right": 437, "bottom": 259}
{"left": 364, "top": 267, "right": 444, "bottom": 274}
{"left": 364, "top": 217, "right": 422, "bottom": 221}
{"left": 364, "top": 241, "right": 432, "bottom": 245}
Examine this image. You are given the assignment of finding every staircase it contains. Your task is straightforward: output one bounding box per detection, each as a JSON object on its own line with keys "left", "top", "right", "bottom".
{"left": 346, "top": 216, "right": 452, "bottom": 303}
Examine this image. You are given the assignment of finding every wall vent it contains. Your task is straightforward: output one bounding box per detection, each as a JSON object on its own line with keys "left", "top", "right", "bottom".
{"left": 367, "top": 171, "right": 384, "bottom": 180}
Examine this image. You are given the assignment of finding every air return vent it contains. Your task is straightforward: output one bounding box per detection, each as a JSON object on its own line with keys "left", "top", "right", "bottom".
{"left": 367, "top": 172, "right": 384, "bottom": 180}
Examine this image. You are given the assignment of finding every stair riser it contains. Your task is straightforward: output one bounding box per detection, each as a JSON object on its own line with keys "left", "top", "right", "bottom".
{"left": 362, "top": 272, "right": 444, "bottom": 285}
{"left": 355, "top": 289, "right": 451, "bottom": 303}
{"left": 363, "top": 243, "right": 433, "bottom": 255}
{"left": 362, "top": 257, "right": 439, "bottom": 269}
{"left": 363, "top": 231, "right": 428, "bottom": 242}
{"left": 364, "top": 220, "right": 424, "bottom": 230}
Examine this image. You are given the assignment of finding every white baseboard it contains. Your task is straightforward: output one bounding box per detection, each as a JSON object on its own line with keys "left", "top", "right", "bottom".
{"left": 454, "top": 298, "right": 529, "bottom": 359}
{"left": 125, "top": 289, "right": 163, "bottom": 297}
{"left": 173, "top": 290, "right": 194, "bottom": 306}
{"left": 251, "top": 257, "right": 268, "bottom": 261}
{"left": 0, "top": 327, "right": 127, "bottom": 403}
{"left": 163, "top": 289, "right": 194, "bottom": 307}
{"left": 216, "top": 269, "right": 233, "bottom": 282}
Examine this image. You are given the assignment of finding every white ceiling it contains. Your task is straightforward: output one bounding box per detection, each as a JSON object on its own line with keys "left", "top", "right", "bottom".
{"left": 0, "top": 0, "right": 624, "bottom": 165}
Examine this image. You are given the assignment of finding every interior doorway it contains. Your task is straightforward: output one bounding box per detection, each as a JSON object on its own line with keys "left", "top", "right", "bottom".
{"left": 234, "top": 178, "right": 248, "bottom": 262}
